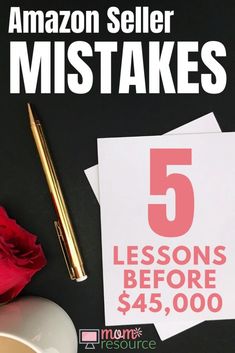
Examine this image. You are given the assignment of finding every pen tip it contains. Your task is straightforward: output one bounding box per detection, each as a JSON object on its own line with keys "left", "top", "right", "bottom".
{"left": 27, "top": 103, "right": 35, "bottom": 124}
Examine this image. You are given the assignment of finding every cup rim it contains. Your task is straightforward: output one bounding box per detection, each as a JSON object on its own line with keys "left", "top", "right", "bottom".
{"left": 0, "top": 332, "right": 42, "bottom": 353}
{"left": 0, "top": 295, "right": 78, "bottom": 353}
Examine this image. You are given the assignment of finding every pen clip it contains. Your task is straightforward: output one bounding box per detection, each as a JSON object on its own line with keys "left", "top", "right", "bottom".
{"left": 54, "top": 220, "right": 76, "bottom": 280}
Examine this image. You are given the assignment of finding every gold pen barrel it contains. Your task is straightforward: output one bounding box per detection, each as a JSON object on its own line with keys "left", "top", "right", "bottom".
{"left": 28, "top": 104, "right": 87, "bottom": 282}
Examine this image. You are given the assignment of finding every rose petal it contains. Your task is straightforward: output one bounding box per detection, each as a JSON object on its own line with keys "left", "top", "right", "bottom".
{"left": 0, "top": 207, "right": 47, "bottom": 303}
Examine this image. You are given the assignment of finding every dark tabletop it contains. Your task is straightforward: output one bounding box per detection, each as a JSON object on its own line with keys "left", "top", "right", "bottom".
{"left": 0, "top": 0, "right": 235, "bottom": 352}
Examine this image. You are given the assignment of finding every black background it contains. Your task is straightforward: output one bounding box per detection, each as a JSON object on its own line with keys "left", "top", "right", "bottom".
{"left": 0, "top": 0, "right": 235, "bottom": 352}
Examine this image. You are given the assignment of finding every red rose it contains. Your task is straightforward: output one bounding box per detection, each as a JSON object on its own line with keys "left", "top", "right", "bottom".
{"left": 0, "top": 207, "right": 47, "bottom": 303}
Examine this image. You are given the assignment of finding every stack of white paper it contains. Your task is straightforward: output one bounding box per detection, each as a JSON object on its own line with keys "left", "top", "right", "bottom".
{"left": 85, "top": 113, "right": 235, "bottom": 340}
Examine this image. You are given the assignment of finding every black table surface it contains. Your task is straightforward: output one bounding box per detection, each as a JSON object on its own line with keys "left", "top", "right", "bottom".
{"left": 0, "top": 0, "right": 235, "bottom": 352}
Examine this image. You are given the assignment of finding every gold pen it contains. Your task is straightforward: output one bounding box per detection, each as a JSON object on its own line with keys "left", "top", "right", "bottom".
{"left": 27, "top": 103, "right": 87, "bottom": 282}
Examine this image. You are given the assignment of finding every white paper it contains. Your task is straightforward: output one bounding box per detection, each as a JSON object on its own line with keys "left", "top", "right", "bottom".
{"left": 85, "top": 113, "right": 221, "bottom": 202}
{"left": 84, "top": 113, "right": 222, "bottom": 340}
{"left": 98, "top": 131, "right": 235, "bottom": 326}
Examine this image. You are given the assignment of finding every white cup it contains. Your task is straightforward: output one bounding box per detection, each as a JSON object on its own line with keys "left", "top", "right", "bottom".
{"left": 0, "top": 296, "right": 78, "bottom": 353}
